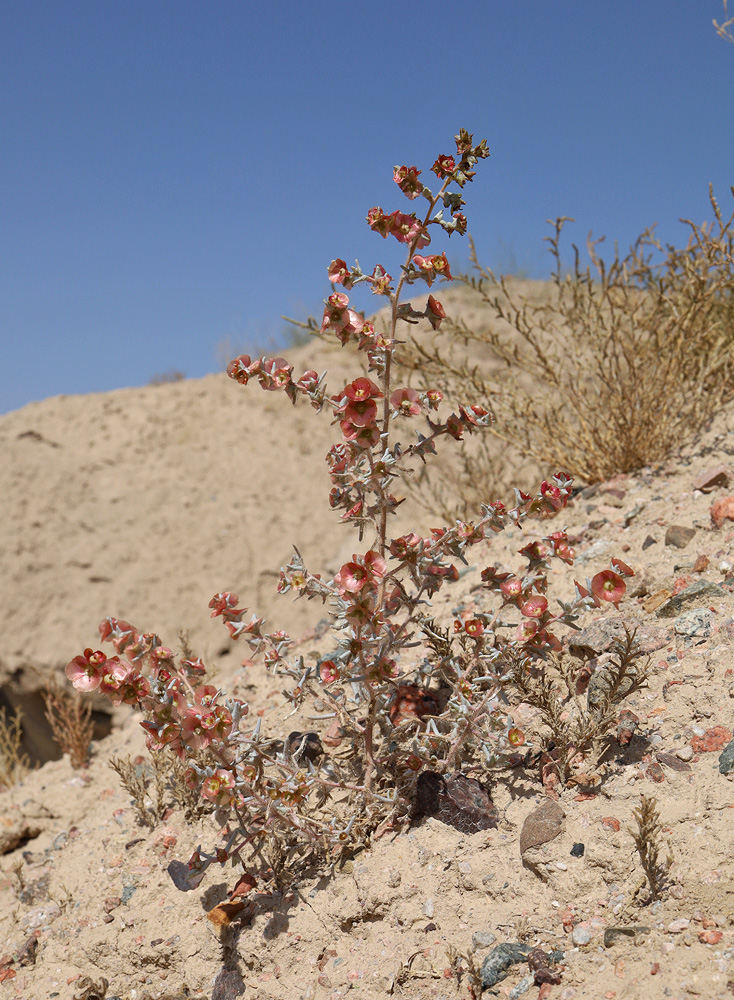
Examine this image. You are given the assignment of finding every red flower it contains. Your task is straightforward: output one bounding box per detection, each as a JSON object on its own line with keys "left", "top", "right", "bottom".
{"left": 393, "top": 164, "right": 422, "bottom": 199}
{"left": 328, "top": 258, "right": 353, "bottom": 288}
{"left": 425, "top": 295, "right": 446, "bottom": 330}
{"left": 390, "top": 387, "right": 422, "bottom": 417}
{"left": 66, "top": 648, "right": 107, "bottom": 692}
{"left": 431, "top": 154, "right": 456, "bottom": 178}
{"left": 520, "top": 595, "right": 548, "bottom": 619}
{"left": 591, "top": 570, "right": 626, "bottom": 605}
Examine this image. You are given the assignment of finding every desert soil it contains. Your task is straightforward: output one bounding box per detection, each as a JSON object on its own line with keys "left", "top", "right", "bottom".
{"left": 2, "top": 300, "right": 734, "bottom": 999}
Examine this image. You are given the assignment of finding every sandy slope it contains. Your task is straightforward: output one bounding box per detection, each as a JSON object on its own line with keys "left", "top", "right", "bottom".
{"left": 3, "top": 293, "right": 734, "bottom": 998}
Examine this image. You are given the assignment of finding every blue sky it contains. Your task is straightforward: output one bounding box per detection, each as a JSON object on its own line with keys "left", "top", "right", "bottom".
{"left": 2, "top": 1, "right": 733, "bottom": 414}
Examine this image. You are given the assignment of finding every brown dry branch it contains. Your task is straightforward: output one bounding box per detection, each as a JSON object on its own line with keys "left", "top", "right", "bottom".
{"left": 714, "top": 0, "right": 734, "bottom": 44}
{"left": 0, "top": 705, "right": 30, "bottom": 789}
{"left": 110, "top": 751, "right": 213, "bottom": 829}
{"left": 630, "top": 794, "right": 673, "bottom": 902}
{"left": 507, "top": 627, "right": 649, "bottom": 785}
{"left": 42, "top": 682, "right": 95, "bottom": 769}
{"left": 401, "top": 189, "right": 734, "bottom": 511}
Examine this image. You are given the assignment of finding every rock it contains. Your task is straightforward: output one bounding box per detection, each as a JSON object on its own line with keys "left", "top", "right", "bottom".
{"left": 603, "top": 926, "right": 650, "bottom": 947}
{"left": 691, "top": 726, "right": 731, "bottom": 753}
{"left": 693, "top": 466, "right": 731, "bottom": 493}
{"left": 665, "top": 525, "right": 696, "bottom": 549}
{"left": 673, "top": 609, "right": 714, "bottom": 638}
{"left": 520, "top": 798, "right": 565, "bottom": 879}
{"left": 0, "top": 815, "right": 42, "bottom": 856}
{"left": 693, "top": 554, "right": 710, "bottom": 573}
{"left": 719, "top": 739, "right": 734, "bottom": 774}
{"left": 568, "top": 617, "right": 670, "bottom": 659}
{"left": 414, "top": 771, "right": 498, "bottom": 833}
{"left": 711, "top": 496, "right": 734, "bottom": 529}
{"left": 667, "top": 918, "right": 690, "bottom": 933}
{"left": 641, "top": 535, "right": 657, "bottom": 550}
{"left": 527, "top": 947, "right": 563, "bottom": 985}
{"left": 676, "top": 746, "right": 695, "bottom": 762}
{"left": 571, "top": 925, "right": 591, "bottom": 946}
{"left": 509, "top": 974, "right": 535, "bottom": 998}
{"left": 471, "top": 930, "right": 497, "bottom": 950}
{"left": 570, "top": 842, "right": 585, "bottom": 857}
{"left": 480, "top": 943, "right": 531, "bottom": 988}
{"left": 656, "top": 580, "right": 731, "bottom": 619}
{"left": 601, "top": 816, "right": 621, "bottom": 832}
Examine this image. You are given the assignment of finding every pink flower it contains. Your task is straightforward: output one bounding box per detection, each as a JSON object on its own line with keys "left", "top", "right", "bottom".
{"left": 520, "top": 595, "right": 548, "bottom": 619}
{"left": 507, "top": 727, "right": 525, "bottom": 747}
{"left": 343, "top": 398, "right": 378, "bottom": 426}
{"left": 66, "top": 648, "right": 107, "bottom": 692}
{"left": 328, "top": 258, "right": 353, "bottom": 288}
{"left": 611, "top": 557, "right": 635, "bottom": 577}
{"left": 425, "top": 295, "right": 446, "bottom": 330}
{"left": 431, "top": 154, "right": 456, "bottom": 178}
{"left": 366, "top": 206, "right": 391, "bottom": 238}
{"left": 343, "top": 377, "right": 382, "bottom": 402}
{"left": 515, "top": 620, "right": 539, "bottom": 643}
{"left": 390, "top": 387, "right": 422, "bottom": 417}
{"left": 393, "top": 164, "right": 422, "bottom": 199}
{"left": 500, "top": 577, "right": 523, "bottom": 602}
{"left": 97, "top": 657, "right": 131, "bottom": 700}
{"left": 201, "top": 769, "right": 236, "bottom": 807}
{"left": 388, "top": 210, "right": 430, "bottom": 248}
{"left": 591, "top": 570, "right": 626, "bottom": 605}
{"left": 425, "top": 389, "right": 443, "bottom": 410}
{"left": 463, "top": 619, "right": 484, "bottom": 638}
{"left": 319, "top": 660, "right": 339, "bottom": 684}
{"left": 209, "top": 592, "right": 246, "bottom": 621}
{"left": 334, "top": 561, "right": 371, "bottom": 596}
{"left": 369, "top": 265, "right": 392, "bottom": 295}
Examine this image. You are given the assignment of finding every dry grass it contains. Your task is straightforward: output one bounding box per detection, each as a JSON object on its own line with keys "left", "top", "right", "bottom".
{"left": 401, "top": 188, "right": 734, "bottom": 512}
{"left": 42, "top": 682, "right": 95, "bottom": 769}
{"left": 714, "top": 0, "right": 734, "bottom": 44}
{"left": 630, "top": 794, "right": 673, "bottom": 903}
{"left": 0, "top": 706, "right": 30, "bottom": 790}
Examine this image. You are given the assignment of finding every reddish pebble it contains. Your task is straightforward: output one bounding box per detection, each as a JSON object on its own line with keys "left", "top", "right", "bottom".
{"left": 691, "top": 726, "right": 732, "bottom": 753}
{"left": 602, "top": 817, "right": 621, "bottom": 832}
{"left": 650, "top": 963, "right": 661, "bottom": 975}
{"left": 538, "top": 984, "right": 554, "bottom": 1000}
{"left": 711, "top": 496, "right": 734, "bottom": 529}
{"left": 702, "top": 924, "right": 723, "bottom": 942}
{"left": 0, "top": 970, "right": 16, "bottom": 983}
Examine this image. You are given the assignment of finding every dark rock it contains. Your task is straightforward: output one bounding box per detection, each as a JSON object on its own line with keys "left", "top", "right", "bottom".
{"left": 673, "top": 609, "right": 713, "bottom": 638}
{"left": 527, "top": 946, "right": 563, "bottom": 985}
{"left": 414, "top": 771, "right": 498, "bottom": 833}
{"left": 286, "top": 731, "right": 323, "bottom": 763}
{"left": 718, "top": 739, "right": 734, "bottom": 775}
{"left": 570, "top": 842, "right": 585, "bottom": 857}
{"left": 656, "top": 580, "right": 732, "bottom": 619}
{"left": 665, "top": 525, "right": 696, "bottom": 549}
{"left": 641, "top": 535, "right": 657, "bottom": 550}
{"left": 212, "top": 967, "right": 247, "bottom": 999}
{"left": 520, "top": 798, "right": 565, "bottom": 855}
{"left": 480, "top": 942, "right": 531, "bottom": 988}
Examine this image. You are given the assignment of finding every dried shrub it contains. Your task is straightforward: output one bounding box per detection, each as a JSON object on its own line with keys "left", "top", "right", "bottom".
{"left": 630, "top": 794, "right": 673, "bottom": 902}
{"left": 506, "top": 627, "right": 649, "bottom": 785}
{"left": 110, "top": 750, "right": 213, "bottom": 829}
{"left": 0, "top": 706, "right": 30, "bottom": 790}
{"left": 42, "top": 682, "right": 95, "bottom": 769}
{"left": 402, "top": 188, "right": 734, "bottom": 507}
{"left": 714, "top": 0, "right": 734, "bottom": 44}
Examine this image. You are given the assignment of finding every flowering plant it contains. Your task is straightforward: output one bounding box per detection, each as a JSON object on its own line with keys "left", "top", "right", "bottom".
{"left": 68, "top": 130, "right": 633, "bottom": 892}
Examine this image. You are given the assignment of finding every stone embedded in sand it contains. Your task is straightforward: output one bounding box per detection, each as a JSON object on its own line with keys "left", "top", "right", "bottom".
{"left": 415, "top": 771, "right": 499, "bottom": 833}
{"left": 690, "top": 726, "right": 732, "bottom": 753}
{"left": 665, "top": 525, "right": 696, "bottom": 549}
{"left": 673, "top": 608, "right": 713, "bottom": 638}
{"left": 520, "top": 798, "right": 565, "bottom": 856}
{"left": 718, "top": 739, "right": 734, "bottom": 774}
{"left": 601, "top": 816, "right": 621, "bottom": 832}
{"left": 568, "top": 617, "right": 670, "bottom": 658}
{"left": 655, "top": 580, "right": 731, "bottom": 619}
{"left": 711, "top": 495, "right": 734, "bottom": 529}
{"left": 693, "top": 466, "right": 731, "bottom": 493}
{"left": 480, "top": 942, "right": 531, "bottom": 988}
{"left": 603, "top": 925, "right": 650, "bottom": 948}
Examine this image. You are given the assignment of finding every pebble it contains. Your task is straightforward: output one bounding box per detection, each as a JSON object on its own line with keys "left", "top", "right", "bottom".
{"left": 656, "top": 580, "right": 730, "bottom": 619}
{"left": 603, "top": 926, "right": 650, "bottom": 947}
{"left": 667, "top": 919, "right": 690, "bottom": 933}
{"left": 673, "top": 609, "right": 713, "bottom": 638}
{"left": 665, "top": 525, "right": 696, "bottom": 549}
{"left": 422, "top": 899, "right": 434, "bottom": 919}
{"left": 719, "top": 739, "right": 734, "bottom": 774}
{"left": 571, "top": 925, "right": 592, "bottom": 946}
{"left": 472, "top": 930, "right": 497, "bottom": 950}
{"left": 509, "top": 973, "right": 535, "bottom": 998}
{"left": 676, "top": 746, "right": 695, "bottom": 762}
{"left": 520, "top": 799, "right": 565, "bottom": 855}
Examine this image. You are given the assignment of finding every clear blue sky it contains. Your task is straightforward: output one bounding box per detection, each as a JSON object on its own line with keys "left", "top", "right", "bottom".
{"left": 2, "top": 1, "right": 733, "bottom": 415}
